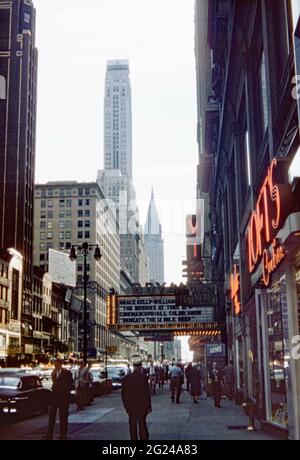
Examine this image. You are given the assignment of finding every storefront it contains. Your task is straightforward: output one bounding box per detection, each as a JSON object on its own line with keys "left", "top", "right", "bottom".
{"left": 243, "top": 158, "right": 300, "bottom": 439}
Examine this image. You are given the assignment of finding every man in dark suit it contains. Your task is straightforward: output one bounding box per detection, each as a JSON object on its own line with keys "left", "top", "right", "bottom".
{"left": 121, "top": 357, "right": 152, "bottom": 441}
{"left": 44, "top": 358, "right": 73, "bottom": 440}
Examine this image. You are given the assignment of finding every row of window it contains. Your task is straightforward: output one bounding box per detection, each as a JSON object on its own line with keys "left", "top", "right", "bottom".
{"left": 40, "top": 188, "right": 94, "bottom": 197}
{"left": 40, "top": 199, "right": 90, "bottom": 208}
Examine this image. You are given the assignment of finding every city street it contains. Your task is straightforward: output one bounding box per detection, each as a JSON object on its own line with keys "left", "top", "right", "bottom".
{"left": 0, "top": 387, "right": 273, "bottom": 441}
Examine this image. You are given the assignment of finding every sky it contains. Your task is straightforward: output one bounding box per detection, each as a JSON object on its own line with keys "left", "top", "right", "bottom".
{"left": 34, "top": 0, "right": 198, "bottom": 286}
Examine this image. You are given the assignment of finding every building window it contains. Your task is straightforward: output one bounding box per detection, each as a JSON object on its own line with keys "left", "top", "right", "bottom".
{"left": 59, "top": 189, "right": 65, "bottom": 197}
{"left": 78, "top": 231, "right": 83, "bottom": 239}
{"left": 85, "top": 210, "right": 90, "bottom": 217}
{"left": 59, "top": 211, "right": 64, "bottom": 218}
{"left": 245, "top": 130, "right": 251, "bottom": 187}
{"left": 78, "top": 199, "right": 83, "bottom": 207}
{"left": 259, "top": 51, "right": 268, "bottom": 134}
{"left": 66, "top": 200, "right": 72, "bottom": 207}
{"left": 47, "top": 232, "right": 53, "bottom": 239}
{"left": 85, "top": 199, "right": 90, "bottom": 206}
{"left": 48, "top": 200, "right": 53, "bottom": 208}
{"left": 66, "top": 242, "right": 71, "bottom": 250}
{"left": 40, "top": 232, "right": 46, "bottom": 240}
{"left": 47, "top": 211, "right": 53, "bottom": 219}
{"left": 40, "top": 211, "right": 46, "bottom": 219}
{"left": 40, "top": 243, "right": 46, "bottom": 250}
{"left": 66, "top": 232, "right": 72, "bottom": 239}
{"left": 85, "top": 221, "right": 90, "bottom": 228}
{"left": 59, "top": 221, "right": 64, "bottom": 228}
{"left": 47, "top": 222, "right": 53, "bottom": 229}
{"left": 59, "top": 199, "right": 65, "bottom": 207}
{"left": 66, "top": 210, "right": 72, "bottom": 217}
{"left": 11, "top": 269, "right": 19, "bottom": 320}
{"left": 78, "top": 210, "right": 83, "bottom": 217}
{"left": 78, "top": 188, "right": 83, "bottom": 196}
{"left": 59, "top": 232, "right": 64, "bottom": 240}
{"left": 85, "top": 231, "right": 90, "bottom": 239}
{"left": 47, "top": 242, "right": 53, "bottom": 249}
{"left": 40, "top": 254, "right": 45, "bottom": 261}
{"left": 78, "top": 221, "right": 83, "bottom": 228}
{"left": 40, "top": 221, "right": 46, "bottom": 228}
{"left": 66, "top": 220, "right": 72, "bottom": 228}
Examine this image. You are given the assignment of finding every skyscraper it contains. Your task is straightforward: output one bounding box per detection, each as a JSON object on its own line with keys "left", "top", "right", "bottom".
{"left": 144, "top": 189, "right": 164, "bottom": 284}
{"left": 103, "top": 59, "right": 132, "bottom": 179}
{"left": 98, "top": 59, "right": 148, "bottom": 284}
{"left": 0, "top": 0, "right": 38, "bottom": 356}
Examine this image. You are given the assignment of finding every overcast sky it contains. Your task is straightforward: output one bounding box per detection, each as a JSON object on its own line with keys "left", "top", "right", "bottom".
{"left": 34, "top": 0, "right": 198, "bottom": 286}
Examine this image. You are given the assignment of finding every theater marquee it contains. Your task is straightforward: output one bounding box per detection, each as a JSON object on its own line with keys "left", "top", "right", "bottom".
{"left": 106, "top": 294, "right": 215, "bottom": 332}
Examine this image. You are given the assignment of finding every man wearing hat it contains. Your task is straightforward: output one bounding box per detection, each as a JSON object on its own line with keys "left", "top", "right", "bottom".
{"left": 121, "top": 357, "right": 152, "bottom": 440}
{"left": 44, "top": 358, "right": 73, "bottom": 440}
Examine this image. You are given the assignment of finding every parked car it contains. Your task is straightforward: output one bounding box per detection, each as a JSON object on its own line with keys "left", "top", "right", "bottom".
{"left": 0, "top": 372, "right": 51, "bottom": 419}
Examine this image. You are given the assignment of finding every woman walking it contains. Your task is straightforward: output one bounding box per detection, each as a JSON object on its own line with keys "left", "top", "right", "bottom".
{"left": 189, "top": 364, "right": 202, "bottom": 404}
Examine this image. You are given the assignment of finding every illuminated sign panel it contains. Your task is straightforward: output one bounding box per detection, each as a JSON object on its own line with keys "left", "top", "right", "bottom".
{"left": 230, "top": 265, "right": 241, "bottom": 315}
{"left": 246, "top": 159, "right": 293, "bottom": 286}
{"left": 107, "top": 294, "right": 215, "bottom": 331}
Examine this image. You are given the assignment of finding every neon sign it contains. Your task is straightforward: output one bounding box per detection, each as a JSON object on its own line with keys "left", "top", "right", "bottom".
{"left": 246, "top": 159, "right": 293, "bottom": 286}
{"left": 230, "top": 265, "right": 241, "bottom": 315}
{"left": 262, "top": 239, "right": 286, "bottom": 286}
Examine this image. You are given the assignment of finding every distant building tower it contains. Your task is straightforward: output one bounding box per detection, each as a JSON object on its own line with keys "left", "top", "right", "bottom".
{"left": 98, "top": 59, "right": 145, "bottom": 283}
{"left": 103, "top": 59, "right": 132, "bottom": 179}
{"left": 144, "top": 189, "right": 164, "bottom": 284}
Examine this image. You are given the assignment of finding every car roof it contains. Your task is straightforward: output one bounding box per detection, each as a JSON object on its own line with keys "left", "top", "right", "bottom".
{"left": 0, "top": 371, "right": 39, "bottom": 378}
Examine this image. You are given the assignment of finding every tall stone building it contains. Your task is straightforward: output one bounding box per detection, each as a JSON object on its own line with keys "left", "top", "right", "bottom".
{"left": 0, "top": 0, "right": 38, "bottom": 356}
{"left": 97, "top": 59, "right": 148, "bottom": 285}
{"left": 33, "top": 181, "right": 121, "bottom": 359}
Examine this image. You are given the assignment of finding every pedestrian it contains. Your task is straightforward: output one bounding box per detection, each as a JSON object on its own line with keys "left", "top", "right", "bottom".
{"left": 44, "top": 358, "right": 73, "bottom": 440}
{"left": 75, "top": 360, "right": 89, "bottom": 410}
{"left": 121, "top": 357, "right": 152, "bottom": 441}
{"left": 87, "top": 363, "right": 94, "bottom": 405}
{"left": 169, "top": 362, "right": 183, "bottom": 404}
{"left": 190, "top": 364, "right": 202, "bottom": 404}
{"left": 223, "top": 360, "right": 234, "bottom": 400}
{"left": 164, "top": 364, "right": 169, "bottom": 382}
{"left": 158, "top": 366, "right": 165, "bottom": 388}
{"left": 210, "top": 362, "right": 224, "bottom": 408}
{"left": 185, "top": 362, "right": 193, "bottom": 392}
{"left": 149, "top": 361, "right": 157, "bottom": 396}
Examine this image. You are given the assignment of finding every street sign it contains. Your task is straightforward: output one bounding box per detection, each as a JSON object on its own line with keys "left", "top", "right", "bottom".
{"left": 106, "top": 346, "right": 118, "bottom": 354}
{"left": 206, "top": 343, "right": 226, "bottom": 357}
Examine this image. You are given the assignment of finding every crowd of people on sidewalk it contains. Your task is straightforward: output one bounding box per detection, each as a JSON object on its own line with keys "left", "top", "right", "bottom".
{"left": 42, "top": 357, "right": 235, "bottom": 441}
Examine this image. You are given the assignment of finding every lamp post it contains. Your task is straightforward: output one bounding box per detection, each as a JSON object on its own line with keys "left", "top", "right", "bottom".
{"left": 69, "top": 242, "right": 102, "bottom": 365}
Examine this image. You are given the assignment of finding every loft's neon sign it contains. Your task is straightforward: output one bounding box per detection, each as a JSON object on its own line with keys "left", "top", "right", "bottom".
{"left": 247, "top": 159, "right": 293, "bottom": 286}
{"left": 230, "top": 265, "right": 241, "bottom": 315}
{"left": 262, "top": 239, "right": 285, "bottom": 286}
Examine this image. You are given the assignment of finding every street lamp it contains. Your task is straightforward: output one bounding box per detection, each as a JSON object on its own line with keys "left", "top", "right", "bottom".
{"left": 69, "top": 242, "right": 102, "bottom": 365}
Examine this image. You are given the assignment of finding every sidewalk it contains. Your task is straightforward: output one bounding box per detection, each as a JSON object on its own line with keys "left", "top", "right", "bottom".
{"left": 0, "top": 387, "right": 274, "bottom": 440}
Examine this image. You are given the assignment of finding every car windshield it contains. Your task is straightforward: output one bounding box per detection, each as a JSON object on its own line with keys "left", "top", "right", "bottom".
{"left": 107, "top": 367, "right": 125, "bottom": 376}
{"left": 0, "top": 376, "right": 21, "bottom": 389}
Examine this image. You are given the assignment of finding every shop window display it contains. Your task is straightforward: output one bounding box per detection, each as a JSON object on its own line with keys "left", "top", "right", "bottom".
{"left": 266, "top": 277, "right": 288, "bottom": 426}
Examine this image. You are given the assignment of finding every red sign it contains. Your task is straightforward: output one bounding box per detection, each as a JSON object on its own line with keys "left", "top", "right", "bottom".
{"left": 230, "top": 265, "right": 241, "bottom": 315}
{"left": 246, "top": 159, "right": 293, "bottom": 286}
